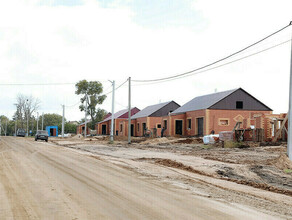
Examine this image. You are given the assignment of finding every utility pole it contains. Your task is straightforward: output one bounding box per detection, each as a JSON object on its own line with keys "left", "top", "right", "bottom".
{"left": 36, "top": 112, "right": 39, "bottom": 134}
{"left": 128, "top": 77, "right": 131, "bottom": 144}
{"left": 110, "top": 80, "right": 115, "bottom": 142}
{"left": 288, "top": 22, "right": 292, "bottom": 160}
{"left": 62, "top": 105, "right": 65, "bottom": 138}
{"left": 15, "top": 118, "right": 17, "bottom": 137}
{"left": 42, "top": 112, "right": 44, "bottom": 130}
{"left": 84, "top": 94, "right": 87, "bottom": 138}
{"left": 5, "top": 119, "right": 7, "bottom": 136}
{"left": 26, "top": 99, "right": 29, "bottom": 137}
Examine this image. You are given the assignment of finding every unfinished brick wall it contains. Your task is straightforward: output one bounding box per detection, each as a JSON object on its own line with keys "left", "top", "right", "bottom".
{"left": 207, "top": 110, "right": 272, "bottom": 135}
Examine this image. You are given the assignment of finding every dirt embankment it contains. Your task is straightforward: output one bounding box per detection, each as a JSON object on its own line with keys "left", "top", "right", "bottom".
{"left": 51, "top": 136, "right": 292, "bottom": 198}
{"left": 138, "top": 157, "right": 292, "bottom": 197}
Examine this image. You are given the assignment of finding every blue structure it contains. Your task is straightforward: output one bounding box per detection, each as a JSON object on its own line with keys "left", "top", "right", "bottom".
{"left": 46, "top": 126, "right": 58, "bottom": 137}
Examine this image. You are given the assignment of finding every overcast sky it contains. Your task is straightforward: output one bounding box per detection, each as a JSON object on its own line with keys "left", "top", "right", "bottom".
{"left": 0, "top": 0, "right": 292, "bottom": 121}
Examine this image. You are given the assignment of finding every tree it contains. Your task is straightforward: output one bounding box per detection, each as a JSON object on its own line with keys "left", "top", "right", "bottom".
{"left": 39, "top": 113, "right": 63, "bottom": 134}
{"left": 75, "top": 80, "right": 107, "bottom": 129}
{"left": 95, "top": 108, "right": 108, "bottom": 122}
{"left": 65, "top": 123, "right": 77, "bottom": 134}
{"left": 14, "top": 94, "right": 41, "bottom": 131}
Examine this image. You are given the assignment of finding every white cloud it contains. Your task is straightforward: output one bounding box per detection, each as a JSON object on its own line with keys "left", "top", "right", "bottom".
{"left": 0, "top": 0, "right": 291, "bottom": 121}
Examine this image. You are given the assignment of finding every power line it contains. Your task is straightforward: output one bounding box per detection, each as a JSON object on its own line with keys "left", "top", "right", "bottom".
{"left": 132, "top": 22, "right": 292, "bottom": 83}
{"left": 103, "top": 79, "right": 128, "bottom": 95}
{"left": 0, "top": 82, "right": 76, "bottom": 86}
{"left": 65, "top": 101, "right": 80, "bottom": 108}
{"left": 0, "top": 80, "right": 110, "bottom": 86}
{"left": 132, "top": 39, "right": 292, "bottom": 86}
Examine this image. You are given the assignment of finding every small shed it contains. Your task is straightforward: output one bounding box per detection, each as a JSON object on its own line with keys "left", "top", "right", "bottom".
{"left": 46, "top": 126, "right": 58, "bottom": 137}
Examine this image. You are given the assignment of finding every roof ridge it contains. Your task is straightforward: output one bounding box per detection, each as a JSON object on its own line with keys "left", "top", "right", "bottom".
{"left": 172, "top": 88, "right": 240, "bottom": 114}
{"left": 132, "top": 101, "right": 173, "bottom": 119}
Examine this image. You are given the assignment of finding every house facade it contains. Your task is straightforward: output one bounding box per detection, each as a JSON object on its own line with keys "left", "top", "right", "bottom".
{"left": 168, "top": 88, "right": 273, "bottom": 137}
{"left": 131, "top": 101, "right": 180, "bottom": 137}
{"left": 97, "top": 108, "right": 140, "bottom": 135}
{"left": 76, "top": 121, "right": 91, "bottom": 136}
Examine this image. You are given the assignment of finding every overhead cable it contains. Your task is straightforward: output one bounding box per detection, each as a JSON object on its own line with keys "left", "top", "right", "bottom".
{"left": 132, "top": 39, "right": 292, "bottom": 86}
{"left": 132, "top": 22, "right": 292, "bottom": 83}
{"left": 103, "top": 79, "right": 128, "bottom": 95}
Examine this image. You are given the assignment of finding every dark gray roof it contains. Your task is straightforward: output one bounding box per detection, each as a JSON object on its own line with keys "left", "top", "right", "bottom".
{"left": 132, "top": 101, "right": 171, "bottom": 119}
{"left": 172, "top": 89, "right": 238, "bottom": 114}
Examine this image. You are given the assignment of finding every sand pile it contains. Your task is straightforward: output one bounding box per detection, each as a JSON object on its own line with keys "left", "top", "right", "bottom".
{"left": 175, "top": 138, "right": 203, "bottom": 144}
{"left": 140, "top": 137, "right": 173, "bottom": 145}
{"left": 268, "top": 153, "right": 292, "bottom": 170}
{"left": 72, "top": 134, "right": 83, "bottom": 139}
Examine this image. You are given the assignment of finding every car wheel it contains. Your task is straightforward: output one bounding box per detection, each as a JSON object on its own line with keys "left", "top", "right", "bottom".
{"left": 45, "top": 139, "right": 48, "bottom": 142}
{"left": 35, "top": 139, "right": 37, "bottom": 141}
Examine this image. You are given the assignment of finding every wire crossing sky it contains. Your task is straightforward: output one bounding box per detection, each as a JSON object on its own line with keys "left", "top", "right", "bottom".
{"left": 0, "top": 0, "right": 291, "bottom": 120}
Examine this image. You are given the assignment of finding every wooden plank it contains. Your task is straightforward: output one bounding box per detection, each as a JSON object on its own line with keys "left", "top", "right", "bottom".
{"left": 272, "top": 114, "right": 288, "bottom": 142}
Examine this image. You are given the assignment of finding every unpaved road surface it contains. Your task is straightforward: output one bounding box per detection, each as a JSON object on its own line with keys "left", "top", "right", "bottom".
{"left": 0, "top": 137, "right": 287, "bottom": 219}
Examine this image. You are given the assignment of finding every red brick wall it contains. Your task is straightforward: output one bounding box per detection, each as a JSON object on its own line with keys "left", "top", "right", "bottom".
{"left": 168, "top": 113, "right": 186, "bottom": 136}
{"left": 185, "top": 110, "right": 206, "bottom": 136}
{"left": 161, "top": 116, "right": 169, "bottom": 136}
{"left": 208, "top": 110, "right": 272, "bottom": 135}
{"left": 148, "top": 117, "right": 163, "bottom": 137}
{"left": 97, "top": 121, "right": 110, "bottom": 135}
{"left": 133, "top": 117, "right": 163, "bottom": 137}
{"left": 76, "top": 124, "right": 90, "bottom": 135}
{"left": 135, "top": 117, "right": 147, "bottom": 137}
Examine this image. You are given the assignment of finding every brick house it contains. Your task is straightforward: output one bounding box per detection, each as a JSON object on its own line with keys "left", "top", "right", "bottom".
{"left": 168, "top": 88, "right": 273, "bottom": 137}
{"left": 76, "top": 120, "right": 91, "bottom": 136}
{"left": 97, "top": 108, "right": 140, "bottom": 135}
{"left": 131, "top": 101, "right": 180, "bottom": 137}
{"left": 95, "top": 112, "right": 112, "bottom": 131}
{"left": 77, "top": 113, "right": 112, "bottom": 136}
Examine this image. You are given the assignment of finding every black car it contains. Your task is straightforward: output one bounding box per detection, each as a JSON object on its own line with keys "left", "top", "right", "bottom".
{"left": 35, "top": 130, "right": 49, "bottom": 142}
{"left": 16, "top": 128, "right": 26, "bottom": 137}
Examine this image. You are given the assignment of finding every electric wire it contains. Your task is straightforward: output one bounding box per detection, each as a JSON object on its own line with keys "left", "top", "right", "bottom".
{"left": 103, "top": 79, "right": 128, "bottom": 96}
{"left": 0, "top": 82, "right": 76, "bottom": 86}
{"left": 65, "top": 101, "right": 81, "bottom": 108}
{"left": 132, "top": 39, "right": 292, "bottom": 86}
{"left": 0, "top": 80, "right": 109, "bottom": 86}
{"left": 132, "top": 22, "right": 292, "bottom": 83}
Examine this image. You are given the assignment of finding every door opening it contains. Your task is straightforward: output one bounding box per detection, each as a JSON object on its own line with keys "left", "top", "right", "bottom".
{"left": 102, "top": 125, "right": 106, "bottom": 135}
{"left": 175, "top": 120, "right": 183, "bottom": 135}
{"left": 197, "top": 118, "right": 204, "bottom": 136}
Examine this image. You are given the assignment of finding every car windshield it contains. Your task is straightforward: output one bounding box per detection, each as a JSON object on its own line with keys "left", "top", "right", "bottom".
{"left": 38, "top": 131, "right": 48, "bottom": 135}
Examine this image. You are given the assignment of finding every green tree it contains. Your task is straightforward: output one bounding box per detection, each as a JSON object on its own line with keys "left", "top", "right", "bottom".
{"left": 75, "top": 80, "right": 107, "bottom": 129}
{"left": 65, "top": 123, "right": 77, "bottom": 134}
{"left": 39, "top": 113, "right": 63, "bottom": 134}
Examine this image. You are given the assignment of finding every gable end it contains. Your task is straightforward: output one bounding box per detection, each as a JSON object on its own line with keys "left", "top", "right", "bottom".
{"left": 208, "top": 88, "right": 272, "bottom": 111}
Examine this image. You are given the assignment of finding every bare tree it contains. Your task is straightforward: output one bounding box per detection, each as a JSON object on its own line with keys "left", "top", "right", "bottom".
{"left": 14, "top": 94, "right": 41, "bottom": 130}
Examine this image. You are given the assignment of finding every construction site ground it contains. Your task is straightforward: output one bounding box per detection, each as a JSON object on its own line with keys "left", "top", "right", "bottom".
{"left": 0, "top": 136, "right": 292, "bottom": 219}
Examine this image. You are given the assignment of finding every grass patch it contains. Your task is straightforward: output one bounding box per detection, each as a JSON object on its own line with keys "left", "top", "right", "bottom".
{"left": 284, "top": 169, "right": 292, "bottom": 174}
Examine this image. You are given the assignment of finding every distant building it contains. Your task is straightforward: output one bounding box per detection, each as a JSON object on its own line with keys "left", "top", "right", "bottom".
{"left": 131, "top": 101, "right": 180, "bottom": 137}
{"left": 46, "top": 126, "right": 58, "bottom": 137}
{"left": 97, "top": 108, "right": 140, "bottom": 136}
{"left": 76, "top": 120, "right": 91, "bottom": 136}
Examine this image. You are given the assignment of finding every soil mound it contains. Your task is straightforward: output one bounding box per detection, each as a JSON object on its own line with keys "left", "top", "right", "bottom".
{"left": 272, "top": 153, "right": 292, "bottom": 170}
{"left": 140, "top": 137, "right": 172, "bottom": 145}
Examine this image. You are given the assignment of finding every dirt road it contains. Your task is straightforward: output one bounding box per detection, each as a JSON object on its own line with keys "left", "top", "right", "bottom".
{"left": 0, "top": 137, "right": 284, "bottom": 219}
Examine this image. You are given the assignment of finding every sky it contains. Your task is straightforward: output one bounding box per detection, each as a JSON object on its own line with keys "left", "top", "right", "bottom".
{"left": 0, "top": 0, "right": 292, "bottom": 121}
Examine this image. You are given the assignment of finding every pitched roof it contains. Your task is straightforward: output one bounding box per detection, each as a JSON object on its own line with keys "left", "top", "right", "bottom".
{"left": 79, "top": 119, "right": 92, "bottom": 126}
{"left": 172, "top": 88, "right": 238, "bottom": 114}
{"left": 132, "top": 101, "right": 172, "bottom": 119}
{"left": 100, "top": 108, "right": 129, "bottom": 123}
